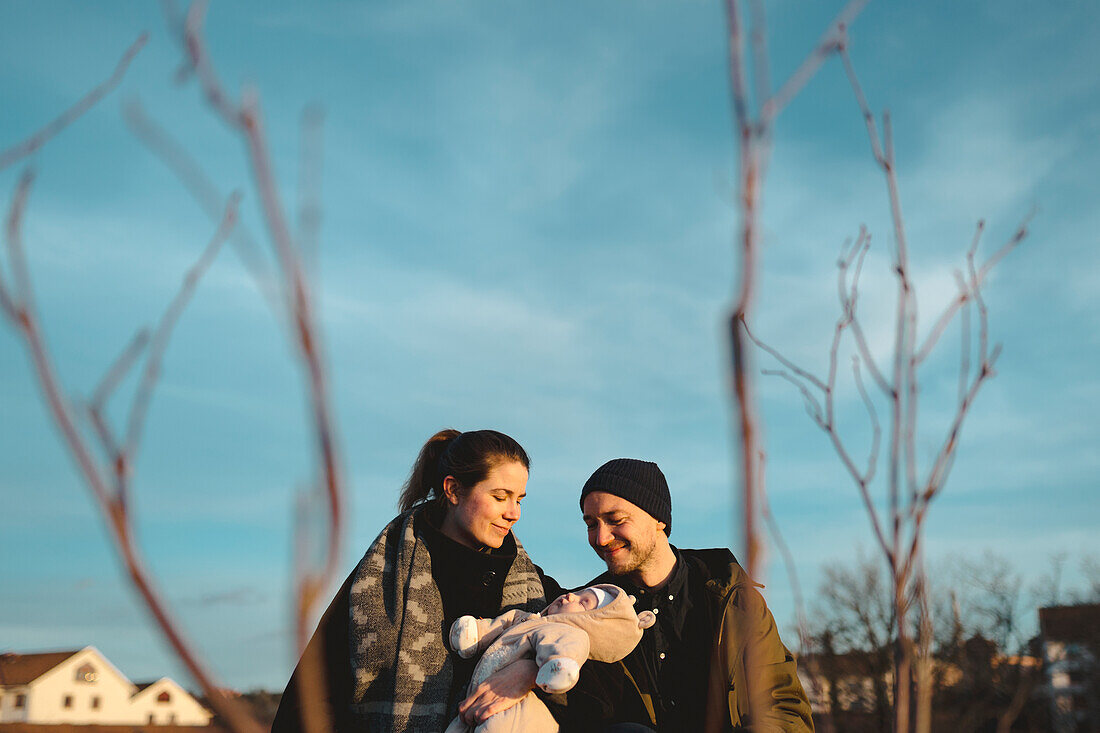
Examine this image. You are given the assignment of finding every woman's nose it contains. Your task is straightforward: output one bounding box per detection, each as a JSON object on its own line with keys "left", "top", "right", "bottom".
{"left": 503, "top": 500, "right": 520, "bottom": 521}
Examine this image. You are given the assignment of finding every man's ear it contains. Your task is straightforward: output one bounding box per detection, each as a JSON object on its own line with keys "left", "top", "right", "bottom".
{"left": 637, "top": 610, "right": 656, "bottom": 629}
{"left": 656, "top": 520, "right": 667, "bottom": 534}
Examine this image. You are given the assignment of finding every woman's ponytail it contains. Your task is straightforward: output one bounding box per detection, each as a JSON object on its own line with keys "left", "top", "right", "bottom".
{"left": 399, "top": 428, "right": 461, "bottom": 512}
{"left": 398, "top": 428, "right": 530, "bottom": 513}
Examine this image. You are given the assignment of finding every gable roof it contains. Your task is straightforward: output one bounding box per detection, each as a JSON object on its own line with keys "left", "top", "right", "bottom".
{"left": 0, "top": 650, "right": 81, "bottom": 686}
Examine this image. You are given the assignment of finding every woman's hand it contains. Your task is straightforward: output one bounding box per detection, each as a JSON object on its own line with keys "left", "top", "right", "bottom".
{"left": 458, "top": 659, "right": 537, "bottom": 725}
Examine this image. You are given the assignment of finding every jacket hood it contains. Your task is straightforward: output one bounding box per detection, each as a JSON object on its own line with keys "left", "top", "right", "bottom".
{"left": 546, "top": 584, "right": 653, "bottom": 662}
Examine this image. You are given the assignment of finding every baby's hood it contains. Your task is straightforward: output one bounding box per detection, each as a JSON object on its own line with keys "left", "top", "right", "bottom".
{"left": 551, "top": 584, "right": 652, "bottom": 662}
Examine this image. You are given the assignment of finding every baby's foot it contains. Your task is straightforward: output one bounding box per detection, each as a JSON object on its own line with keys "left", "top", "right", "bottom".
{"left": 450, "top": 615, "right": 480, "bottom": 658}
{"left": 536, "top": 657, "right": 580, "bottom": 693}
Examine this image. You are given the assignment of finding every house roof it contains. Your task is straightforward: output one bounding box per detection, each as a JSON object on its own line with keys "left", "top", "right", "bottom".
{"left": 1039, "top": 603, "right": 1100, "bottom": 645}
{"left": 0, "top": 650, "right": 81, "bottom": 686}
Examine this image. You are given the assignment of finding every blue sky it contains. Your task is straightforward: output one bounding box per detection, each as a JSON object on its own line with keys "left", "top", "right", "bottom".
{"left": 2, "top": 0, "right": 1098, "bottom": 691}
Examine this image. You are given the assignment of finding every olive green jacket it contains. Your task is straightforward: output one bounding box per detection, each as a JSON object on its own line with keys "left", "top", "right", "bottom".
{"left": 595, "top": 548, "right": 814, "bottom": 732}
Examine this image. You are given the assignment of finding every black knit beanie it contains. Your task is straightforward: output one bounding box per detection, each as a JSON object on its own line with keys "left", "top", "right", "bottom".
{"left": 579, "top": 458, "right": 672, "bottom": 536}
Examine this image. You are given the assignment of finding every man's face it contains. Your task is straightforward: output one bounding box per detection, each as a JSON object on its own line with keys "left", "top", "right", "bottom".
{"left": 582, "top": 491, "right": 666, "bottom": 579}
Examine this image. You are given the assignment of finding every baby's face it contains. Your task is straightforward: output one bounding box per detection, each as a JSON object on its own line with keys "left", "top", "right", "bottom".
{"left": 545, "top": 589, "right": 600, "bottom": 615}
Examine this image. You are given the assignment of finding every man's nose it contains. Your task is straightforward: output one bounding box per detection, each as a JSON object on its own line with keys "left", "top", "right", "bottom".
{"left": 595, "top": 524, "right": 613, "bottom": 546}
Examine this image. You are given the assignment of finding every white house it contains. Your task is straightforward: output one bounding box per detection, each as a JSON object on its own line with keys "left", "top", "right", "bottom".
{"left": 0, "top": 646, "right": 212, "bottom": 726}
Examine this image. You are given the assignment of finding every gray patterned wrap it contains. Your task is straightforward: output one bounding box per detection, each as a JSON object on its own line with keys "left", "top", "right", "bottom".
{"left": 348, "top": 506, "right": 546, "bottom": 731}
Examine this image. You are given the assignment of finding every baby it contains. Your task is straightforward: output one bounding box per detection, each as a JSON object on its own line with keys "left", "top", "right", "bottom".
{"left": 443, "top": 584, "right": 655, "bottom": 733}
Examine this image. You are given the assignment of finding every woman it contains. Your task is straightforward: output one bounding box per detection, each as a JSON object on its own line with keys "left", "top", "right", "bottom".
{"left": 272, "top": 429, "right": 563, "bottom": 732}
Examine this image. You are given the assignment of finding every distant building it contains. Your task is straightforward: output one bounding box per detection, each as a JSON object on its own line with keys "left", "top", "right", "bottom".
{"left": 1039, "top": 603, "right": 1100, "bottom": 733}
{"left": 0, "top": 647, "right": 212, "bottom": 726}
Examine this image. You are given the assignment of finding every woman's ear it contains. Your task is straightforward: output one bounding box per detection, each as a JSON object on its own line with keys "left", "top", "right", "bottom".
{"left": 442, "top": 476, "right": 461, "bottom": 505}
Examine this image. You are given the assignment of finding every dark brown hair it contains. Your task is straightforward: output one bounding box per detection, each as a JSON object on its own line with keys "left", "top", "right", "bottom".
{"left": 398, "top": 429, "right": 530, "bottom": 512}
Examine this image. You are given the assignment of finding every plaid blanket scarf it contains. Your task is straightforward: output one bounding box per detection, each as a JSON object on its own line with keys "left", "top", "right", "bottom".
{"left": 348, "top": 505, "right": 546, "bottom": 730}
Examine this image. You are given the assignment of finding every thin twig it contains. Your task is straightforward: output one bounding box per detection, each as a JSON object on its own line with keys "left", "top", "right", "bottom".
{"left": 756, "top": 450, "right": 810, "bottom": 655}
{"left": 297, "top": 106, "right": 325, "bottom": 276}
{"left": 124, "top": 192, "right": 241, "bottom": 461}
{"left": 183, "top": 1, "right": 245, "bottom": 127}
{"left": 88, "top": 328, "right": 151, "bottom": 466}
{"left": 852, "top": 357, "right": 881, "bottom": 486}
{"left": 0, "top": 35, "right": 148, "bottom": 172}
{"left": 0, "top": 245, "right": 15, "bottom": 319}
{"left": 4, "top": 171, "right": 111, "bottom": 511}
{"left": 760, "top": 0, "right": 871, "bottom": 126}
{"left": 762, "top": 369, "right": 826, "bottom": 427}
{"left": 838, "top": 43, "right": 884, "bottom": 165}
{"left": 913, "top": 215, "right": 1028, "bottom": 364}
{"left": 747, "top": 0, "right": 771, "bottom": 115}
{"left": 91, "top": 329, "right": 151, "bottom": 411}
{"left": 956, "top": 271, "right": 970, "bottom": 405}
{"left": 5, "top": 171, "right": 36, "bottom": 312}
{"left": 725, "top": 0, "right": 751, "bottom": 139}
{"left": 123, "top": 99, "right": 277, "bottom": 312}
{"left": 837, "top": 230, "right": 892, "bottom": 395}
{"left": 743, "top": 315, "right": 828, "bottom": 392}
{"left": 913, "top": 221, "right": 983, "bottom": 363}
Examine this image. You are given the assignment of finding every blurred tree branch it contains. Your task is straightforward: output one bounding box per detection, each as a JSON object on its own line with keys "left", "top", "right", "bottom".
{"left": 2, "top": 7, "right": 347, "bottom": 733}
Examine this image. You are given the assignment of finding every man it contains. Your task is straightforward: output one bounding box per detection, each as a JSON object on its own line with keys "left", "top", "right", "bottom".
{"left": 578, "top": 458, "right": 813, "bottom": 732}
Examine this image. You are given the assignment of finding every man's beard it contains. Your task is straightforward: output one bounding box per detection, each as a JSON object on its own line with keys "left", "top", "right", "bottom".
{"left": 603, "top": 532, "right": 658, "bottom": 577}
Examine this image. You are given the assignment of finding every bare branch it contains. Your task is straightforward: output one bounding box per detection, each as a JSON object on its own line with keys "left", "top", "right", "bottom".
{"left": 837, "top": 230, "right": 892, "bottom": 395}
{"left": 183, "top": 0, "right": 246, "bottom": 127}
{"left": 172, "top": 0, "right": 345, "bottom": 675}
{"left": 839, "top": 43, "right": 884, "bottom": 165}
{"left": 123, "top": 99, "right": 277, "bottom": 311}
{"left": 760, "top": 0, "right": 871, "bottom": 125}
{"left": 762, "top": 368, "right": 826, "bottom": 427}
{"left": 914, "top": 223, "right": 981, "bottom": 365}
{"left": 916, "top": 345, "right": 1003, "bottom": 521}
{"left": 4, "top": 170, "right": 36, "bottom": 311}
{"left": 747, "top": 0, "right": 771, "bottom": 114}
{"left": 0, "top": 35, "right": 148, "bottom": 172}
{"left": 956, "top": 270, "right": 971, "bottom": 405}
{"left": 969, "top": 230, "right": 992, "bottom": 367}
{"left": 124, "top": 192, "right": 241, "bottom": 462}
{"left": 914, "top": 284, "right": 970, "bottom": 365}
{"left": 87, "top": 328, "right": 151, "bottom": 467}
{"left": 757, "top": 450, "right": 811, "bottom": 654}
{"left": 853, "top": 357, "right": 881, "bottom": 486}
{"left": 297, "top": 105, "right": 325, "bottom": 275}
{"left": 3, "top": 171, "right": 112, "bottom": 508}
{"left": 724, "top": 0, "right": 751, "bottom": 138}
{"left": 742, "top": 315, "right": 828, "bottom": 392}
{"left": 977, "top": 209, "right": 1033, "bottom": 283}
{"left": 91, "top": 329, "right": 152, "bottom": 412}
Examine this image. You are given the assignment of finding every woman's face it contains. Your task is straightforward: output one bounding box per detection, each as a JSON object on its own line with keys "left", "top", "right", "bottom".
{"left": 441, "top": 460, "right": 528, "bottom": 550}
